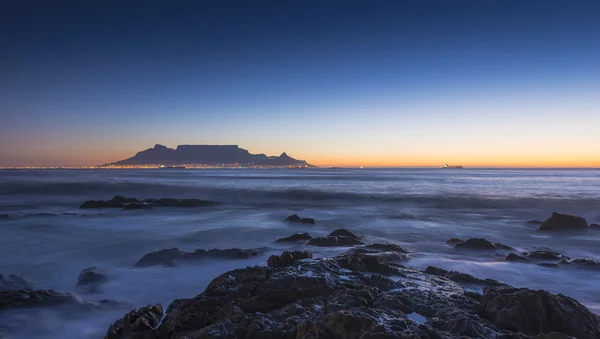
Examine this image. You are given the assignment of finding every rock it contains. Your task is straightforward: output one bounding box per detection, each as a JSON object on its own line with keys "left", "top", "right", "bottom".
{"left": 524, "top": 251, "right": 570, "bottom": 261}
{"left": 142, "top": 198, "right": 217, "bottom": 207}
{"left": 538, "top": 212, "right": 588, "bottom": 231}
{"left": 589, "top": 223, "right": 600, "bottom": 229}
{"left": 0, "top": 274, "right": 32, "bottom": 291}
{"left": 80, "top": 196, "right": 216, "bottom": 209}
{"left": 505, "top": 253, "right": 530, "bottom": 262}
{"left": 134, "top": 247, "right": 265, "bottom": 268}
{"left": 122, "top": 203, "right": 153, "bottom": 210}
{"left": 560, "top": 258, "right": 600, "bottom": 270}
{"left": 481, "top": 286, "right": 600, "bottom": 338}
{"left": 76, "top": 267, "right": 108, "bottom": 293}
{"left": 267, "top": 251, "right": 312, "bottom": 268}
{"left": 337, "top": 253, "right": 401, "bottom": 275}
{"left": 363, "top": 243, "right": 409, "bottom": 254}
{"left": 0, "top": 289, "right": 92, "bottom": 311}
{"left": 327, "top": 228, "right": 360, "bottom": 240}
{"left": 424, "top": 266, "right": 506, "bottom": 287}
{"left": 0, "top": 214, "right": 8, "bottom": 220}
{"left": 454, "top": 238, "right": 514, "bottom": 250}
{"left": 275, "top": 232, "right": 312, "bottom": 242}
{"left": 284, "top": 214, "right": 316, "bottom": 224}
{"left": 526, "top": 220, "right": 543, "bottom": 225}
{"left": 307, "top": 235, "right": 364, "bottom": 247}
{"left": 80, "top": 195, "right": 140, "bottom": 209}
{"left": 538, "top": 263, "right": 560, "bottom": 268}
{"left": 104, "top": 304, "right": 163, "bottom": 339}
{"left": 446, "top": 237, "right": 465, "bottom": 244}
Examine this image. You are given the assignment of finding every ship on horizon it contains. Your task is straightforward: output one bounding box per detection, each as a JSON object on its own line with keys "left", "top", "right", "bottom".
{"left": 441, "top": 163, "right": 464, "bottom": 169}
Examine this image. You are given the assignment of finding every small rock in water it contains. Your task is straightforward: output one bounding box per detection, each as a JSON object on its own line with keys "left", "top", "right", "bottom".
{"left": 76, "top": 266, "right": 108, "bottom": 293}
{"left": 505, "top": 253, "right": 530, "bottom": 262}
{"left": 538, "top": 263, "right": 560, "bottom": 268}
{"left": 454, "top": 238, "right": 514, "bottom": 250}
{"left": 80, "top": 196, "right": 217, "bottom": 209}
{"left": 538, "top": 212, "right": 588, "bottom": 231}
{"left": 526, "top": 220, "right": 543, "bottom": 225}
{"left": 327, "top": 228, "right": 360, "bottom": 240}
{"left": 267, "top": 251, "right": 312, "bottom": 268}
{"left": 589, "top": 223, "right": 600, "bottom": 229}
{"left": 284, "top": 214, "right": 316, "bottom": 224}
{"left": 275, "top": 232, "right": 312, "bottom": 242}
{"left": 0, "top": 274, "right": 33, "bottom": 291}
{"left": 134, "top": 247, "right": 265, "bottom": 268}
{"left": 80, "top": 195, "right": 140, "bottom": 209}
{"left": 363, "top": 243, "right": 409, "bottom": 253}
{"left": 446, "top": 237, "right": 465, "bottom": 244}
{"left": 559, "top": 258, "right": 600, "bottom": 270}
{"left": 307, "top": 235, "right": 364, "bottom": 247}
{"left": 0, "top": 289, "right": 93, "bottom": 311}
{"left": 104, "top": 304, "right": 163, "bottom": 339}
{"left": 523, "top": 251, "right": 570, "bottom": 261}
{"left": 134, "top": 248, "right": 186, "bottom": 267}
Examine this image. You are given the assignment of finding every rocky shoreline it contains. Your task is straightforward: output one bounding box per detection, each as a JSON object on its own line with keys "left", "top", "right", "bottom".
{"left": 2, "top": 206, "right": 600, "bottom": 338}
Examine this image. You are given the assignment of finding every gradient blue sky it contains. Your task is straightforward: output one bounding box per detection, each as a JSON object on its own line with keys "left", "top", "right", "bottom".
{"left": 1, "top": 0, "right": 599, "bottom": 166}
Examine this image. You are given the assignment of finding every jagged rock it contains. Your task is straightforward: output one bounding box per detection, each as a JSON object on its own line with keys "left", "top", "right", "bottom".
{"left": 526, "top": 220, "right": 544, "bottom": 225}
{"left": 76, "top": 267, "right": 108, "bottom": 293}
{"left": 327, "top": 228, "right": 360, "bottom": 240}
{"left": 454, "top": 238, "right": 514, "bottom": 250}
{"left": 505, "top": 253, "right": 530, "bottom": 262}
{"left": 284, "top": 214, "right": 316, "bottom": 224}
{"left": 424, "top": 266, "right": 506, "bottom": 287}
{"left": 538, "top": 212, "right": 588, "bottom": 231}
{"left": 275, "top": 232, "right": 312, "bottom": 242}
{"left": 559, "top": 258, "right": 600, "bottom": 270}
{"left": 307, "top": 235, "right": 364, "bottom": 247}
{"left": 104, "top": 304, "right": 163, "bottom": 339}
{"left": 267, "top": 251, "right": 312, "bottom": 268}
{"left": 0, "top": 289, "right": 92, "bottom": 311}
{"left": 481, "top": 286, "right": 600, "bottom": 338}
{"left": 80, "top": 196, "right": 216, "bottom": 209}
{"left": 0, "top": 274, "right": 32, "bottom": 291}
{"left": 523, "top": 251, "right": 570, "bottom": 261}
{"left": 446, "top": 237, "right": 465, "bottom": 244}
{"left": 134, "top": 247, "right": 264, "bottom": 268}
{"left": 80, "top": 195, "right": 140, "bottom": 209}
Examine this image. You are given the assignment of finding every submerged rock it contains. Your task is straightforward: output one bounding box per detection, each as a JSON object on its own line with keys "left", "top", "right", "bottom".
{"left": 363, "top": 243, "right": 409, "bottom": 253}
{"left": 0, "top": 214, "right": 8, "bottom": 220}
{"left": 446, "top": 237, "right": 465, "bottom": 244}
{"left": 307, "top": 235, "right": 364, "bottom": 247}
{"left": 523, "top": 251, "right": 570, "bottom": 261}
{"left": 454, "top": 238, "right": 514, "bottom": 250}
{"left": 559, "top": 258, "right": 600, "bottom": 270}
{"left": 267, "top": 251, "right": 312, "bottom": 268}
{"left": 80, "top": 196, "right": 217, "bottom": 209}
{"left": 538, "top": 212, "right": 588, "bottom": 231}
{"left": 327, "top": 228, "right": 360, "bottom": 240}
{"left": 505, "top": 253, "right": 530, "bottom": 262}
{"left": 0, "top": 274, "right": 32, "bottom": 291}
{"left": 80, "top": 195, "right": 140, "bottom": 209}
{"left": 481, "top": 286, "right": 600, "bottom": 338}
{"left": 142, "top": 198, "right": 217, "bottom": 208}
{"left": 0, "top": 289, "right": 92, "bottom": 311}
{"left": 589, "top": 223, "right": 600, "bottom": 229}
{"left": 284, "top": 214, "right": 316, "bottom": 224}
{"left": 76, "top": 267, "right": 108, "bottom": 293}
{"left": 424, "top": 266, "right": 507, "bottom": 287}
{"left": 526, "top": 220, "right": 544, "bottom": 225}
{"left": 134, "top": 247, "right": 265, "bottom": 268}
{"left": 275, "top": 232, "right": 312, "bottom": 242}
{"left": 538, "top": 263, "right": 560, "bottom": 268}
{"left": 104, "top": 304, "right": 163, "bottom": 339}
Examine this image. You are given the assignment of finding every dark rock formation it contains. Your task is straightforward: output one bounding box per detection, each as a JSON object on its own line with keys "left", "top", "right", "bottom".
{"left": 523, "top": 251, "right": 570, "bottom": 261}
{"left": 559, "top": 258, "right": 600, "bottom": 270}
{"left": 526, "top": 220, "right": 544, "bottom": 225}
{"left": 134, "top": 247, "right": 265, "bottom": 268}
{"left": 505, "top": 253, "right": 530, "bottom": 262}
{"left": 424, "top": 266, "right": 507, "bottom": 287}
{"left": 0, "top": 289, "right": 92, "bottom": 311}
{"left": 590, "top": 223, "right": 600, "bottom": 229}
{"left": 446, "top": 237, "right": 465, "bottom": 244}
{"left": 81, "top": 196, "right": 217, "bottom": 209}
{"left": 481, "top": 286, "right": 600, "bottom": 338}
{"left": 275, "top": 232, "right": 312, "bottom": 242}
{"left": 307, "top": 235, "right": 364, "bottom": 247}
{"left": 538, "top": 212, "right": 588, "bottom": 231}
{"left": 284, "top": 214, "right": 316, "bottom": 224}
{"left": 107, "top": 251, "right": 594, "bottom": 339}
{"left": 363, "top": 243, "right": 409, "bottom": 253}
{"left": 76, "top": 266, "right": 108, "bottom": 293}
{"left": 327, "top": 228, "right": 360, "bottom": 240}
{"left": 454, "top": 238, "right": 514, "bottom": 250}
{"left": 0, "top": 274, "right": 32, "bottom": 291}
{"left": 267, "top": 251, "right": 312, "bottom": 268}
{"left": 104, "top": 304, "right": 163, "bottom": 339}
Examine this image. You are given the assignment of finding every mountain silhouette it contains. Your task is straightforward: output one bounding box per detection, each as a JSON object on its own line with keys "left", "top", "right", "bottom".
{"left": 107, "top": 145, "right": 312, "bottom": 167}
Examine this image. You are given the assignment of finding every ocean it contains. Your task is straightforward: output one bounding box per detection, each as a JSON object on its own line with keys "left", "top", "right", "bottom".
{"left": 0, "top": 168, "right": 599, "bottom": 338}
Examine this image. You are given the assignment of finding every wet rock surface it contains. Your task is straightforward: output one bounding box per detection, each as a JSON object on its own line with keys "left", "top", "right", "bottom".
{"left": 0, "top": 289, "right": 92, "bottom": 311}
{"left": 523, "top": 251, "right": 570, "bottom": 261}
{"left": 424, "top": 266, "right": 507, "bottom": 287}
{"left": 327, "top": 228, "right": 360, "bottom": 240}
{"left": 307, "top": 235, "right": 364, "bottom": 247}
{"left": 76, "top": 266, "right": 108, "bottom": 293}
{"left": 105, "top": 250, "right": 599, "bottom": 339}
{"left": 505, "top": 253, "right": 530, "bottom": 262}
{"left": 80, "top": 195, "right": 217, "bottom": 209}
{"left": 538, "top": 212, "right": 588, "bottom": 231}
{"left": 453, "top": 237, "right": 514, "bottom": 250}
{"left": 134, "top": 247, "right": 265, "bottom": 267}
{"left": 275, "top": 232, "right": 312, "bottom": 242}
{"left": 0, "top": 274, "right": 32, "bottom": 291}
{"left": 284, "top": 214, "right": 316, "bottom": 224}
{"left": 267, "top": 251, "right": 312, "bottom": 268}
{"left": 559, "top": 258, "right": 600, "bottom": 270}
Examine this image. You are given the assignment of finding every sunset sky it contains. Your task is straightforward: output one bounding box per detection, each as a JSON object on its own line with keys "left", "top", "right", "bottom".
{"left": 1, "top": 1, "right": 599, "bottom": 167}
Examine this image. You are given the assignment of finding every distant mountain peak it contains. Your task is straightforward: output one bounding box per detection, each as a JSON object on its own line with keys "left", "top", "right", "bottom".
{"left": 105, "top": 144, "right": 312, "bottom": 167}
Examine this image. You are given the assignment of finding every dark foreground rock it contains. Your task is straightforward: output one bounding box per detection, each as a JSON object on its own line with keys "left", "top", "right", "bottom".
{"left": 454, "top": 237, "right": 514, "bottom": 250}
{"left": 424, "top": 266, "right": 507, "bottom": 287}
{"left": 284, "top": 214, "right": 316, "bottom": 224}
{"left": 505, "top": 253, "right": 530, "bottom": 262}
{"left": 134, "top": 247, "right": 265, "bottom": 267}
{"left": 0, "top": 274, "right": 32, "bottom": 291}
{"left": 267, "top": 251, "right": 312, "bottom": 268}
{"left": 275, "top": 232, "right": 312, "bottom": 242}
{"left": 107, "top": 251, "right": 598, "bottom": 339}
{"left": 80, "top": 195, "right": 217, "bottom": 209}
{"left": 538, "top": 212, "right": 588, "bottom": 231}
{"left": 481, "top": 286, "right": 600, "bottom": 338}
{"left": 104, "top": 304, "right": 163, "bottom": 339}
{"left": 76, "top": 266, "right": 108, "bottom": 293}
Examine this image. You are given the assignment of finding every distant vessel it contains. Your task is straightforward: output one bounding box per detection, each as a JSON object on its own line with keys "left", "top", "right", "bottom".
{"left": 441, "top": 163, "right": 463, "bottom": 169}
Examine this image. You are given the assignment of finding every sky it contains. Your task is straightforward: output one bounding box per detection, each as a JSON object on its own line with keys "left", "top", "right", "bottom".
{"left": 1, "top": 0, "right": 599, "bottom": 167}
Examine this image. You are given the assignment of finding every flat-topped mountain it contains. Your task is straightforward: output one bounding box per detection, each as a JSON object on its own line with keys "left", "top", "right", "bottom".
{"left": 106, "top": 144, "right": 312, "bottom": 167}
